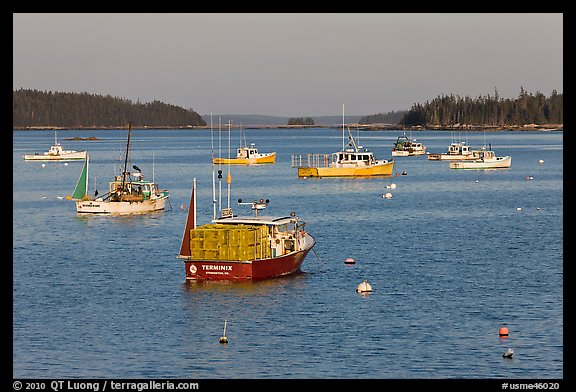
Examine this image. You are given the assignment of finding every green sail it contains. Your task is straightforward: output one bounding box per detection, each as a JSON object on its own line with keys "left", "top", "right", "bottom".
{"left": 71, "top": 155, "right": 89, "bottom": 200}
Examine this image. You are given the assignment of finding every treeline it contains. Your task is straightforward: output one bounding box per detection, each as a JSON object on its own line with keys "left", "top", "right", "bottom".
{"left": 13, "top": 88, "right": 206, "bottom": 128}
{"left": 359, "top": 110, "right": 408, "bottom": 124}
{"left": 399, "top": 88, "right": 562, "bottom": 127}
{"left": 287, "top": 117, "right": 315, "bottom": 126}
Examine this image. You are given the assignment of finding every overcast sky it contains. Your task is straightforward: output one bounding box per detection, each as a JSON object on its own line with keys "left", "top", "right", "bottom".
{"left": 13, "top": 13, "right": 563, "bottom": 117}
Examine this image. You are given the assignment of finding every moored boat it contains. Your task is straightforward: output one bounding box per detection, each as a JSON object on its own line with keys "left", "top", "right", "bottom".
{"left": 212, "top": 124, "right": 276, "bottom": 165}
{"left": 449, "top": 149, "right": 512, "bottom": 169}
{"left": 23, "top": 131, "right": 87, "bottom": 161}
{"left": 427, "top": 141, "right": 484, "bottom": 161}
{"left": 69, "top": 123, "right": 170, "bottom": 214}
{"left": 291, "top": 105, "right": 394, "bottom": 177}
{"left": 178, "top": 179, "right": 315, "bottom": 281}
{"left": 391, "top": 132, "right": 426, "bottom": 156}
{"left": 212, "top": 144, "right": 276, "bottom": 165}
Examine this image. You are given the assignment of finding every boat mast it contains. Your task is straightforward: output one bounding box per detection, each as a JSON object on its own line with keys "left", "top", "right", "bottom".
{"left": 121, "top": 122, "right": 132, "bottom": 191}
{"left": 218, "top": 117, "right": 223, "bottom": 216}
{"left": 342, "top": 103, "right": 345, "bottom": 151}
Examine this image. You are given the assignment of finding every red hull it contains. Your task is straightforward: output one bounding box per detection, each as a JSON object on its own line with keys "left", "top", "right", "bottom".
{"left": 185, "top": 239, "right": 315, "bottom": 281}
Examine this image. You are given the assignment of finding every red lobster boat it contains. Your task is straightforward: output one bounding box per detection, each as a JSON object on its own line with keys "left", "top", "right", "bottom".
{"left": 177, "top": 178, "right": 316, "bottom": 281}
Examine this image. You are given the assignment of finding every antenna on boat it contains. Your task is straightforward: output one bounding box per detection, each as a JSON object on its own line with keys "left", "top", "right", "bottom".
{"left": 342, "top": 103, "right": 345, "bottom": 151}
{"left": 210, "top": 113, "right": 217, "bottom": 220}
{"left": 217, "top": 117, "right": 223, "bottom": 216}
{"left": 226, "top": 120, "right": 232, "bottom": 212}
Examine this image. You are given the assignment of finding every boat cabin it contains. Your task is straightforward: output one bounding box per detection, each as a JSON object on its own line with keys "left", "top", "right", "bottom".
{"left": 47, "top": 144, "right": 65, "bottom": 156}
{"left": 236, "top": 144, "right": 259, "bottom": 159}
{"left": 108, "top": 173, "right": 159, "bottom": 201}
{"left": 333, "top": 149, "right": 375, "bottom": 166}
{"left": 477, "top": 150, "right": 496, "bottom": 160}
{"left": 448, "top": 143, "right": 472, "bottom": 155}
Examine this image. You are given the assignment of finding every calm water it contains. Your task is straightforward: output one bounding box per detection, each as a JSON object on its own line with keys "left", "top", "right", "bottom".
{"left": 13, "top": 128, "right": 563, "bottom": 380}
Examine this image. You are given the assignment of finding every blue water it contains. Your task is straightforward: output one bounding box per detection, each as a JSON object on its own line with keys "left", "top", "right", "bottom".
{"left": 12, "top": 129, "right": 563, "bottom": 379}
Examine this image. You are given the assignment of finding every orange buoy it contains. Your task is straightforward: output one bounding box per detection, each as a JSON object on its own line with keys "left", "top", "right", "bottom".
{"left": 499, "top": 326, "right": 509, "bottom": 337}
{"left": 344, "top": 257, "right": 356, "bottom": 264}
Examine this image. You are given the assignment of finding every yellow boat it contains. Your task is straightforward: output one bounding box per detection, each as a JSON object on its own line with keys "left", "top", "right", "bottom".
{"left": 293, "top": 144, "right": 394, "bottom": 177}
{"left": 291, "top": 105, "right": 394, "bottom": 177}
{"left": 212, "top": 144, "right": 276, "bottom": 165}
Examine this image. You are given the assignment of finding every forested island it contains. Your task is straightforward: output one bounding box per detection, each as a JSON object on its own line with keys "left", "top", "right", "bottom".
{"left": 13, "top": 88, "right": 206, "bottom": 129}
{"left": 398, "top": 88, "right": 562, "bottom": 130}
{"left": 13, "top": 88, "right": 562, "bottom": 130}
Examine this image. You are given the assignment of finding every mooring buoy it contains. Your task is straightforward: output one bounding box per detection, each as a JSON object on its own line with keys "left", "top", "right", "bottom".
{"left": 356, "top": 280, "right": 373, "bottom": 293}
{"left": 219, "top": 320, "right": 228, "bottom": 344}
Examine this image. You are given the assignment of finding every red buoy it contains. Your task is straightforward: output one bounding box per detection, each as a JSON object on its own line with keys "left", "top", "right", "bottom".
{"left": 499, "top": 326, "right": 509, "bottom": 337}
{"left": 344, "top": 257, "right": 356, "bottom": 264}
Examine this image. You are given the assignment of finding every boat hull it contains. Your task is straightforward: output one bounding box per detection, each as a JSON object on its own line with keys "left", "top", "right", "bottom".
{"left": 23, "top": 151, "right": 88, "bottom": 161}
{"left": 297, "top": 161, "right": 394, "bottom": 177}
{"left": 392, "top": 149, "right": 426, "bottom": 157}
{"left": 427, "top": 153, "right": 480, "bottom": 161}
{"left": 185, "top": 234, "right": 315, "bottom": 281}
{"left": 449, "top": 156, "right": 512, "bottom": 169}
{"left": 213, "top": 152, "right": 276, "bottom": 165}
{"left": 75, "top": 195, "right": 169, "bottom": 214}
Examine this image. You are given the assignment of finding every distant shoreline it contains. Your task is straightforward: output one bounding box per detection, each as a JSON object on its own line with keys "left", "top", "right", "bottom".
{"left": 12, "top": 123, "right": 563, "bottom": 132}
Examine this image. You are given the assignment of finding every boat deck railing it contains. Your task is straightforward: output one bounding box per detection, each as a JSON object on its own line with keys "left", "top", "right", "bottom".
{"left": 291, "top": 154, "right": 335, "bottom": 168}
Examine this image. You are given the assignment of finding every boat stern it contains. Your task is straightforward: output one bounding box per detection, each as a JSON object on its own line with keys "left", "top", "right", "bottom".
{"left": 298, "top": 167, "right": 320, "bottom": 177}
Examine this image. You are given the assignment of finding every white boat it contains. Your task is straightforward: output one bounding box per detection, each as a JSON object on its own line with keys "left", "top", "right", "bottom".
{"left": 391, "top": 132, "right": 426, "bottom": 156}
{"left": 69, "top": 123, "right": 170, "bottom": 214}
{"left": 23, "top": 131, "right": 87, "bottom": 161}
{"left": 449, "top": 149, "right": 512, "bottom": 169}
{"left": 427, "top": 141, "right": 482, "bottom": 161}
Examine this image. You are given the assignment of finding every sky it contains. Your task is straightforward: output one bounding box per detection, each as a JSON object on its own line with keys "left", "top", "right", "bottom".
{"left": 13, "top": 13, "right": 563, "bottom": 117}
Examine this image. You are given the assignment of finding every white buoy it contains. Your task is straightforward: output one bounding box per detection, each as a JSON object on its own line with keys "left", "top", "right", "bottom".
{"left": 41, "top": 163, "right": 46, "bottom": 167}
{"left": 475, "top": 180, "right": 479, "bottom": 183}
{"left": 383, "top": 192, "right": 393, "bottom": 199}
{"left": 64, "top": 162, "right": 68, "bottom": 166}
{"left": 502, "top": 348, "right": 514, "bottom": 358}
{"left": 356, "top": 280, "right": 373, "bottom": 293}
{"left": 538, "top": 159, "right": 544, "bottom": 164}
{"left": 516, "top": 207, "right": 522, "bottom": 211}
{"left": 219, "top": 320, "right": 228, "bottom": 344}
